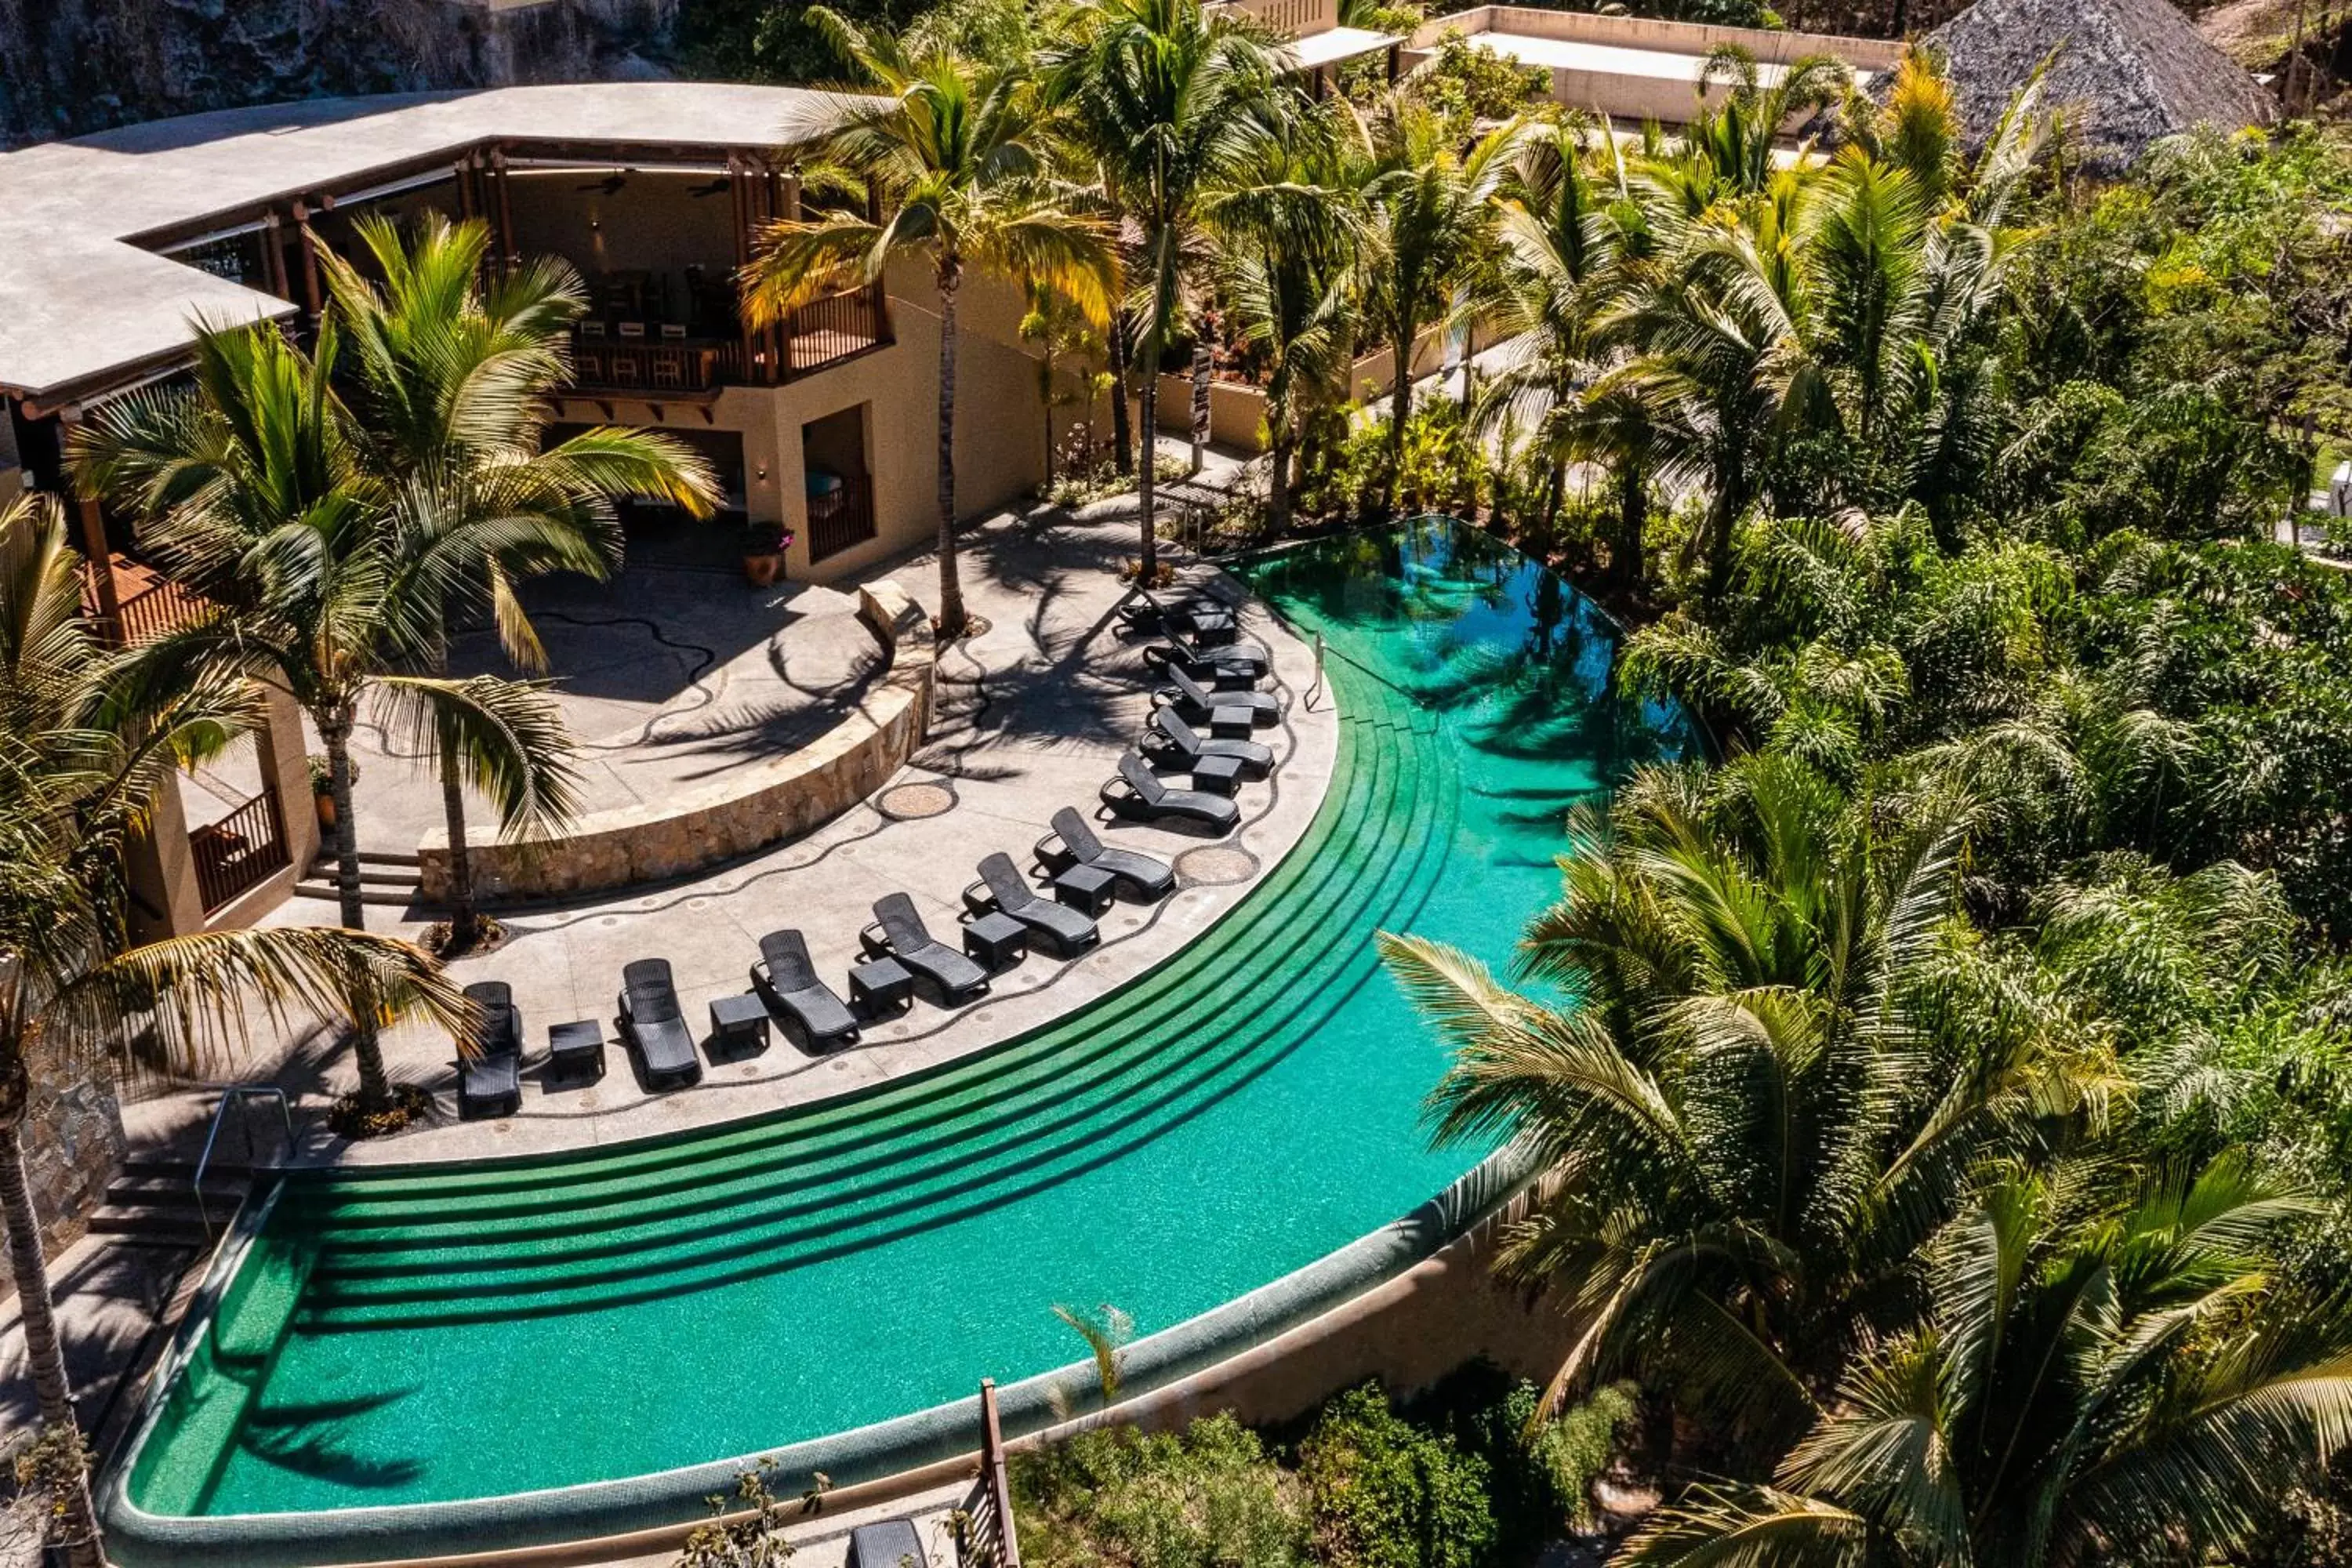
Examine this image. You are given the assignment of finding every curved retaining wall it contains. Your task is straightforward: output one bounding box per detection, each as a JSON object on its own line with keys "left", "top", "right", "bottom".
{"left": 99, "top": 1149, "right": 1534, "bottom": 1568}
{"left": 415, "top": 580, "right": 934, "bottom": 904}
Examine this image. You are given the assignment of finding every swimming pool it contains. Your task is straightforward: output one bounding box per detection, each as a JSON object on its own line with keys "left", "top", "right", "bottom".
{"left": 111, "top": 519, "right": 1683, "bottom": 1558}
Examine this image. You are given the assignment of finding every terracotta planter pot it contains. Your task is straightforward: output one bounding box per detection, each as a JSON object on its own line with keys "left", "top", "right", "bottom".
{"left": 742, "top": 552, "right": 783, "bottom": 588}
{"left": 314, "top": 792, "right": 336, "bottom": 831}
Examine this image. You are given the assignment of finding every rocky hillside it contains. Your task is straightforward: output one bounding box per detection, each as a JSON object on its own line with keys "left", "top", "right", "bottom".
{"left": 0, "top": 0, "right": 677, "bottom": 147}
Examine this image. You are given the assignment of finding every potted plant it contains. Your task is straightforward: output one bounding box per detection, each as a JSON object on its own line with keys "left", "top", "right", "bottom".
{"left": 741, "top": 521, "right": 793, "bottom": 587}
{"left": 307, "top": 753, "right": 358, "bottom": 830}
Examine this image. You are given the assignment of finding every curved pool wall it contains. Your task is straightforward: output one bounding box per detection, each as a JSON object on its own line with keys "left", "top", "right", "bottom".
{"left": 103, "top": 519, "right": 1686, "bottom": 1566}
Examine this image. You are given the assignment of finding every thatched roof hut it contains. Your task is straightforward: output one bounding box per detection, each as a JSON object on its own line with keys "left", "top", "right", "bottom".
{"left": 1926, "top": 0, "right": 2276, "bottom": 169}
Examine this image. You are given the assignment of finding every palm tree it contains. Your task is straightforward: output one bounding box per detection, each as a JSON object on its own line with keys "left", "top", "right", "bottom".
{"left": 1049, "top": 0, "right": 1288, "bottom": 579}
{"left": 0, "top": 494, "right": 469, "bottom": 1564}
{"left": 320, "top": 212, "right": 716, "bottom": 949}
{"left": 1379, "top": 754, "right": 2102, "bottom": 1450}
{"left": 744, "top": 9, "right": 1116, "bottom": 635}
{"left": 1471, "top": 118, "right": 1641, "bottom": 569}
{"left": 1626, "top": 1157, "right": 2352, "bottom": 1566}
{"left": 1203, "top": 123, "right": 1363, "bottom": 535}
{"left": 1361, "top": 100, "right": 1510, "bottom": 513}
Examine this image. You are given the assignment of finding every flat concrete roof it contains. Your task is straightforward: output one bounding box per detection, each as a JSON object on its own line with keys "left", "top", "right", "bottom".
{"left": 0, "top": 82, "right": 847, "bottom": 405}
{"left": 1290, "top": 25, "right": 1403, "bottom": 69}
{"left": 1463, "top": 30, "right": 1875, "bottom": 89}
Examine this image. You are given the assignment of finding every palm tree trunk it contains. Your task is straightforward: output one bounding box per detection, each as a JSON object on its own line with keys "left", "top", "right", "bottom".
{"left": 0, "top": 1109, "right": 104, "bottom": 1568}
{"left": 1618, "top": 461, "right": 1646, "bottom": 590}
{"left": 1189, "top": 338, "right": 1211, "bottom": 476}
{"left": 439, "top": 731, "right": 478, "bottom": 950}
{"left": 1042, "top": 344, "right": 1057, "bottom": 488}
{"left": 1268, "top": 431, "right": 1295, "bottom": 539}
{"left": 1109, "top": 318, "right": 1134, "bottom": 477}
{"left": 1385, "top": 320, "right": 1417, "bottom": 514}
{"left": 316, "top": 706, "right": 392, "bottom": 1109}
{"left": 935, "top": 268, "right": 969, "bottom": 637}
{"left": 318, "top": 708, "right": 366, "bottom": 934}
{"left": 1137, "top": 358, "right": 1160, "bottom": 583}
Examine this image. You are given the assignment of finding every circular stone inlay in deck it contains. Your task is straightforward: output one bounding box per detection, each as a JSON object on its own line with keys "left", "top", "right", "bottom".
{"left": 876, "top": 782, "right": 956, "bottom": 820}
{"left": 1174, "top": 844, "right": 1258, "bottom": 885}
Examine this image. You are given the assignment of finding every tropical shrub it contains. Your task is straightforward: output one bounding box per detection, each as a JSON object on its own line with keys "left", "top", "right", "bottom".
{"left": 1016, "top": 1416, "right": 1310, "bottom": 1568}
{"left": 1300, "top": 1385, "right": 1495, "bottom": 1568}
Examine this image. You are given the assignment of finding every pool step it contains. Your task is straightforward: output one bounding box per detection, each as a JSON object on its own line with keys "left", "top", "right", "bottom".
{"left": 294, "top": 702, "right": 1469, "bottom": 1326}
{"left": 295, "top": 851, "right": 424, "bottom": 907}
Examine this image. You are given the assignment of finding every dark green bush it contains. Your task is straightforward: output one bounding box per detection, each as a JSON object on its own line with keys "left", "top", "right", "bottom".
{"left": 1014, "top": 1414, "right": 1310, "bottom": 1568}
{"left": 1298, "top": 1385, "right": 1494, "bottom": 1568}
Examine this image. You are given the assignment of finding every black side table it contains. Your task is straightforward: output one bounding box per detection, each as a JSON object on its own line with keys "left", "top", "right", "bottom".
{"left": 849, "top": 956, "right": 915, "bottom": 1018}
{"left": 547, "top": 1019, "right": 606, "bottom": 1083}
{"left": 1053, "top": 862, "right": 1120, "bottom": 915}
{"left": 962, "top": 910, "right": 1029, "bottom": 971}
{"left": 1207, "top": 706, "right": 1257, "bottom": 741}
{"left": 1192, "top": 754, "right": 1247, "bottom": 797}
{"left": 708, "top": 992, "right": 771, "bottom": 1058}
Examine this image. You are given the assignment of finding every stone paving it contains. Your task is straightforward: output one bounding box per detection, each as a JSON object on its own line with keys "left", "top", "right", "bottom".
{"left": 119, "top": 491, "right": 1338, "bottom": 1168}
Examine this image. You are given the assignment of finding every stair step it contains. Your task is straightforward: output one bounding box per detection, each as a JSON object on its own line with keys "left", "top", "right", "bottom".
{"left": 303, "top": 866, "right": 420, "bottom": 888}
{"left": 292, "top": 882, "right": 418, "bottom": 908}
{"left": 119, "top": 1158, "right": 252, "bottom": 1180}
{"left": 103, "top": 1180, "right": 247, "bottom": 1210}
{"left": 309, "top": 849, "right": 423, "bottom": 869}
{"left": 87, "top": 1210, "right": 218, "bottom": 1246}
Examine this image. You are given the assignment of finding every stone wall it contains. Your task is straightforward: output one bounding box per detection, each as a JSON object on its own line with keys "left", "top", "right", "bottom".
{"left": 0, "top": 0, "right": 677, "bottom": 147}
{"left": 20, "top": 1044, "right": 127, "bottom": 1253}
{"left": 415, "top": 579, "right": 935, "bottom": 904}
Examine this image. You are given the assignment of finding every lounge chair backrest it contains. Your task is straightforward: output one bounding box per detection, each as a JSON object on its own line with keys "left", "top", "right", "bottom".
{"left": 873, "top": 892, "right": 935, "bottom": 952}
{"left": 761, "top": 931, "right": 820, "bottom": 992}
{"left": 464, "top": 980, "right": 514, "bottom": 1010}
{"left": 1119, "top": 753, "right": 1168, "bottom": 804}
{"left": 1159, "top": 710, "right": 1203, "bottom": 754}
{"left": 622, "top": 957, "right": 681, "bottom": 1022}
{"left": 1169, "top": 666, "right": 1218, "bottom": 709}
{"left": 1051, "top": 807, "right": 1104, "bottom": 863}
{"left": 978, "top": 852, "right": 1030, "bottom": 909}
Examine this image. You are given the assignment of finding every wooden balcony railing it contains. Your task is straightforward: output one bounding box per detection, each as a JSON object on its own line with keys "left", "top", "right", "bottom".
{"left": 116, "top": 575, "right": 210, "bottom": 646}
{"left": 960, "top": 1378, "right": 1024, "bottom": 1568}
{"left": 189, "top": 790, "right": 291, "bottom": 914}
{"left": 1211, "top": 0, "right": 1336, "bottom": 36}
{"left": 806, "top": 474, "right": 877, "bottom": 564}
{"left": 785, "top": 288, "right": 887, "bottom": 379}
{"left": 568, "top": 333, "right": 740, "bottom": 396}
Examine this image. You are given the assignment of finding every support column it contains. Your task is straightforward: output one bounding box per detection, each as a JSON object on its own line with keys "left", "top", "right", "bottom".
{"left": 290, "top": 201, "right": 324, "bottom": 325}
{"left": 124, "top": 771, "right": 205, "bottom": 941}
{"left": 862, "top": 180, "right": 889, "bottom": 347}
{"left": 255, "top": 681, "right": 321, "bottom": 883}
{"left": 54, "top": 407, "right": 121, "bottom": 637}
{"left": 763, "top": 167, "right": 789, "bottom": 383}
{"left": 260, "top": 210, "right": 291, "bottom": 302}
{"left": 731, "top": 154, "right": 760, "bottom": 383}
{"left": 491, "top": 147, "right": 517, "bottom": 277}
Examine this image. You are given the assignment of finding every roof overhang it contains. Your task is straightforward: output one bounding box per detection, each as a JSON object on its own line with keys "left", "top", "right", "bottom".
{"left": 1287, "top": 26, "right": 1403, "bottom": 71}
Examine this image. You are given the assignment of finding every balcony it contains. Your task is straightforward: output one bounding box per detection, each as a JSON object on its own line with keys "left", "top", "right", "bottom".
{"left": 563, "top": 287, "right": 888, "bottom": 398}
{"left": 805, "top": 474, "right": 876, "bottom": 564}
{"left": 82, "top": 554, "right": 212, "bottom": 646}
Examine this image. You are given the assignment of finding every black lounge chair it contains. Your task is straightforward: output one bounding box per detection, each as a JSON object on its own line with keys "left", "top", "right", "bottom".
{"left": 1145, "top": 707, "right": 1274, "bottom": 779}
{"left": 964, "top": 852, "right": 1101, "bottom": 956}
{"left": 1141, "top": 633, "right": 1266, "bottom": 688}
{"left": 456, "top": 980, "right": 523, "bottom": 1119}
{"left": 1118, "top": 586, "right": 1239, "bottom": 645}
{"left": 861, "top": 893, "right": 991, "bottom": 1004}
{"left": 751, "top": 930, "right": 861, "bottom": 1051}
{"left": 1037, "top": 806, "right": 1175, "bottom": 902}
{"left": 1102, "top": 753, "right": 1240, "bottom": 834}
{"left": 617, "top": 958, "right": 702, "bottom": 1087}
{"left": 1158, "top": 665, "right": 1279, "bottom": 728}
{"left": 847, "top": 1518, "right": 930, "bottom": 1568}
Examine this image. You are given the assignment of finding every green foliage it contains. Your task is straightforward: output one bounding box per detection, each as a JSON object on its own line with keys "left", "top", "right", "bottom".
{"left": 1405, "top": 32, "right": 1546, "bottom": 140}
{"left": 1014, "top": 1416, "right": 1309, "bottom": 1568}
{"left": 1407, "top": 1364, "right": 1639, "bottom": 1550}
{"left": 1298, "top": 1385, "right": 1495, "bottom": 1568}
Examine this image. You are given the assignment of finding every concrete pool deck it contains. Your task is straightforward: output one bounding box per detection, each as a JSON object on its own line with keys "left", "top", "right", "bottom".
{"left": 122, "top": 499, "right": 1339, "bottom": 1170}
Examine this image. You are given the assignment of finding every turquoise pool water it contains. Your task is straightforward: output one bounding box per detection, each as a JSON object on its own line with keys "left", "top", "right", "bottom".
{"left": 126, "top": 519, "right": 1682, "bottom": 1520}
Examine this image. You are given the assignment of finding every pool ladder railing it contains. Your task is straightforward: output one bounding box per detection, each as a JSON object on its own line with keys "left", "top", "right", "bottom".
{"left": 192, "top": 1085, "right": 293, "bottom": 1234}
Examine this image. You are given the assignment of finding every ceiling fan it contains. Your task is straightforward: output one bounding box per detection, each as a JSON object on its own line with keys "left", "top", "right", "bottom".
{"left": 575, "top": 172, "right": 628, "bottom": 195}
{"left": 688, "top": 177, "right": 731, "bottom": 198}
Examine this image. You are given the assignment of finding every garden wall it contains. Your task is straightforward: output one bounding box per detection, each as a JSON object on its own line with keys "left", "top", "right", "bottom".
{"left": 413, "top": 579, "right": 932, "bottom": 903}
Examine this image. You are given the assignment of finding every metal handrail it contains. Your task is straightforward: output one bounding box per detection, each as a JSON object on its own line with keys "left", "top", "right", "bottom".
{"left": 192, "top": 1085, "right": 293, "bottom": 1232}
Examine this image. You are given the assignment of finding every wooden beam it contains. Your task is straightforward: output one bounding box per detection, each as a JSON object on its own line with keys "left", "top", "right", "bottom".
{"left": 54, "top": 406, "right": 122, "bottom": 638}
{"left": 290, "top": 201, "right": 324, "bottom": 324}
